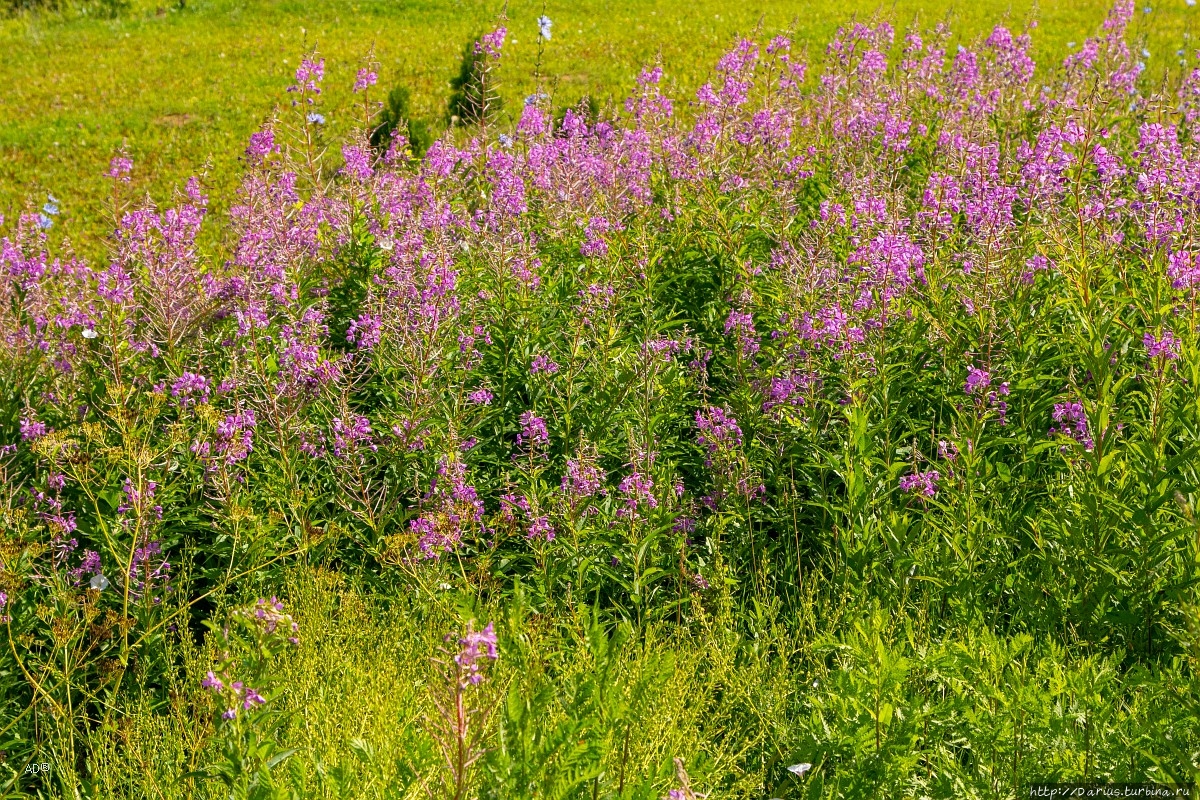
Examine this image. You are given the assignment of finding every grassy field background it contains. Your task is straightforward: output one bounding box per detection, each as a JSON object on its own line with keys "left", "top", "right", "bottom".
{"left": 2, "top": 0, "right": 1196, "bottom": 249}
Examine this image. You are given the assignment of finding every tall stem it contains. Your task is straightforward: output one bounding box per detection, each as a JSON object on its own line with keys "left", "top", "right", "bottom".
{"left": 454, "top": 678, "right": 467, "bottom": 800}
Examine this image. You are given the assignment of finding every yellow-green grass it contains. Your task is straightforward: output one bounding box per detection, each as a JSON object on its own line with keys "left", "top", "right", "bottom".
{"left": 1, "top": 0, "right": 1195, "bottom": 249}
{"left": 75, "top": 565, "right": 1182, "bottom": 799}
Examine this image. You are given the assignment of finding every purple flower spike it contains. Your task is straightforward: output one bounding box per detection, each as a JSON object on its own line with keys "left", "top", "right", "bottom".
{"left": 1144, "top": 330, "right": 1180, "bottom": 360}
{"left": 899, "top": 470, "right": 940, "bottom": 497}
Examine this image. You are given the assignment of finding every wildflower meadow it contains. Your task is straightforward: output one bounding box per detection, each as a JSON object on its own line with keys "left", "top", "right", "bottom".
{"left": 2, "top": 1, "right": 1200, "bottom": 797}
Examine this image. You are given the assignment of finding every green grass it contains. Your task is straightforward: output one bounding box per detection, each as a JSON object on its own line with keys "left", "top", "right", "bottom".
{"left": 2, "top": 0, "right": 1195, "bottom": 249}
{"left": 74, "top": 565, "right": 1199, "bottom": 798}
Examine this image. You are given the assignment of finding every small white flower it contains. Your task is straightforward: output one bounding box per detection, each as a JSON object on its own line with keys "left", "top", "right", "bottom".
{"left": 90, "top": 574, "right": 110, "bottom": 591}
{"left": 787, "top": 763, "right": 813, "bottom": 777}
{"left": 82, "top": 328, "right": 98, "bottom": 339}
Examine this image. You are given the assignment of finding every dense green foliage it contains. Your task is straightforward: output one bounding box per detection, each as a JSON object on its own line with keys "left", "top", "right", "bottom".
{"left": 368, "top": 84, "right": 434, "bottom": 157}
{"left": 1, "top": 2, "right": 1200, "bottom": 798}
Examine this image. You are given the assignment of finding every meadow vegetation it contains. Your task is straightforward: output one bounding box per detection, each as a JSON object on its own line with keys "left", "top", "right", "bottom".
{"left": 0, "top": 0, "right": 1190, "bottom": 245}
{"left": 2, "top": 0, "right": 1200, "bottom": 798}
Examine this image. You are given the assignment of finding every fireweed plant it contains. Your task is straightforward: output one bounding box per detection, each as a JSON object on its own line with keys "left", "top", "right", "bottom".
{"left": 188, "top": 597, "right": 301, "bottom": 797}
{"left": 426, "top": 621, "right": 500, "bottom": 800}
{"left": 2, "top": 1, "right": 1200, "bottom": 796}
